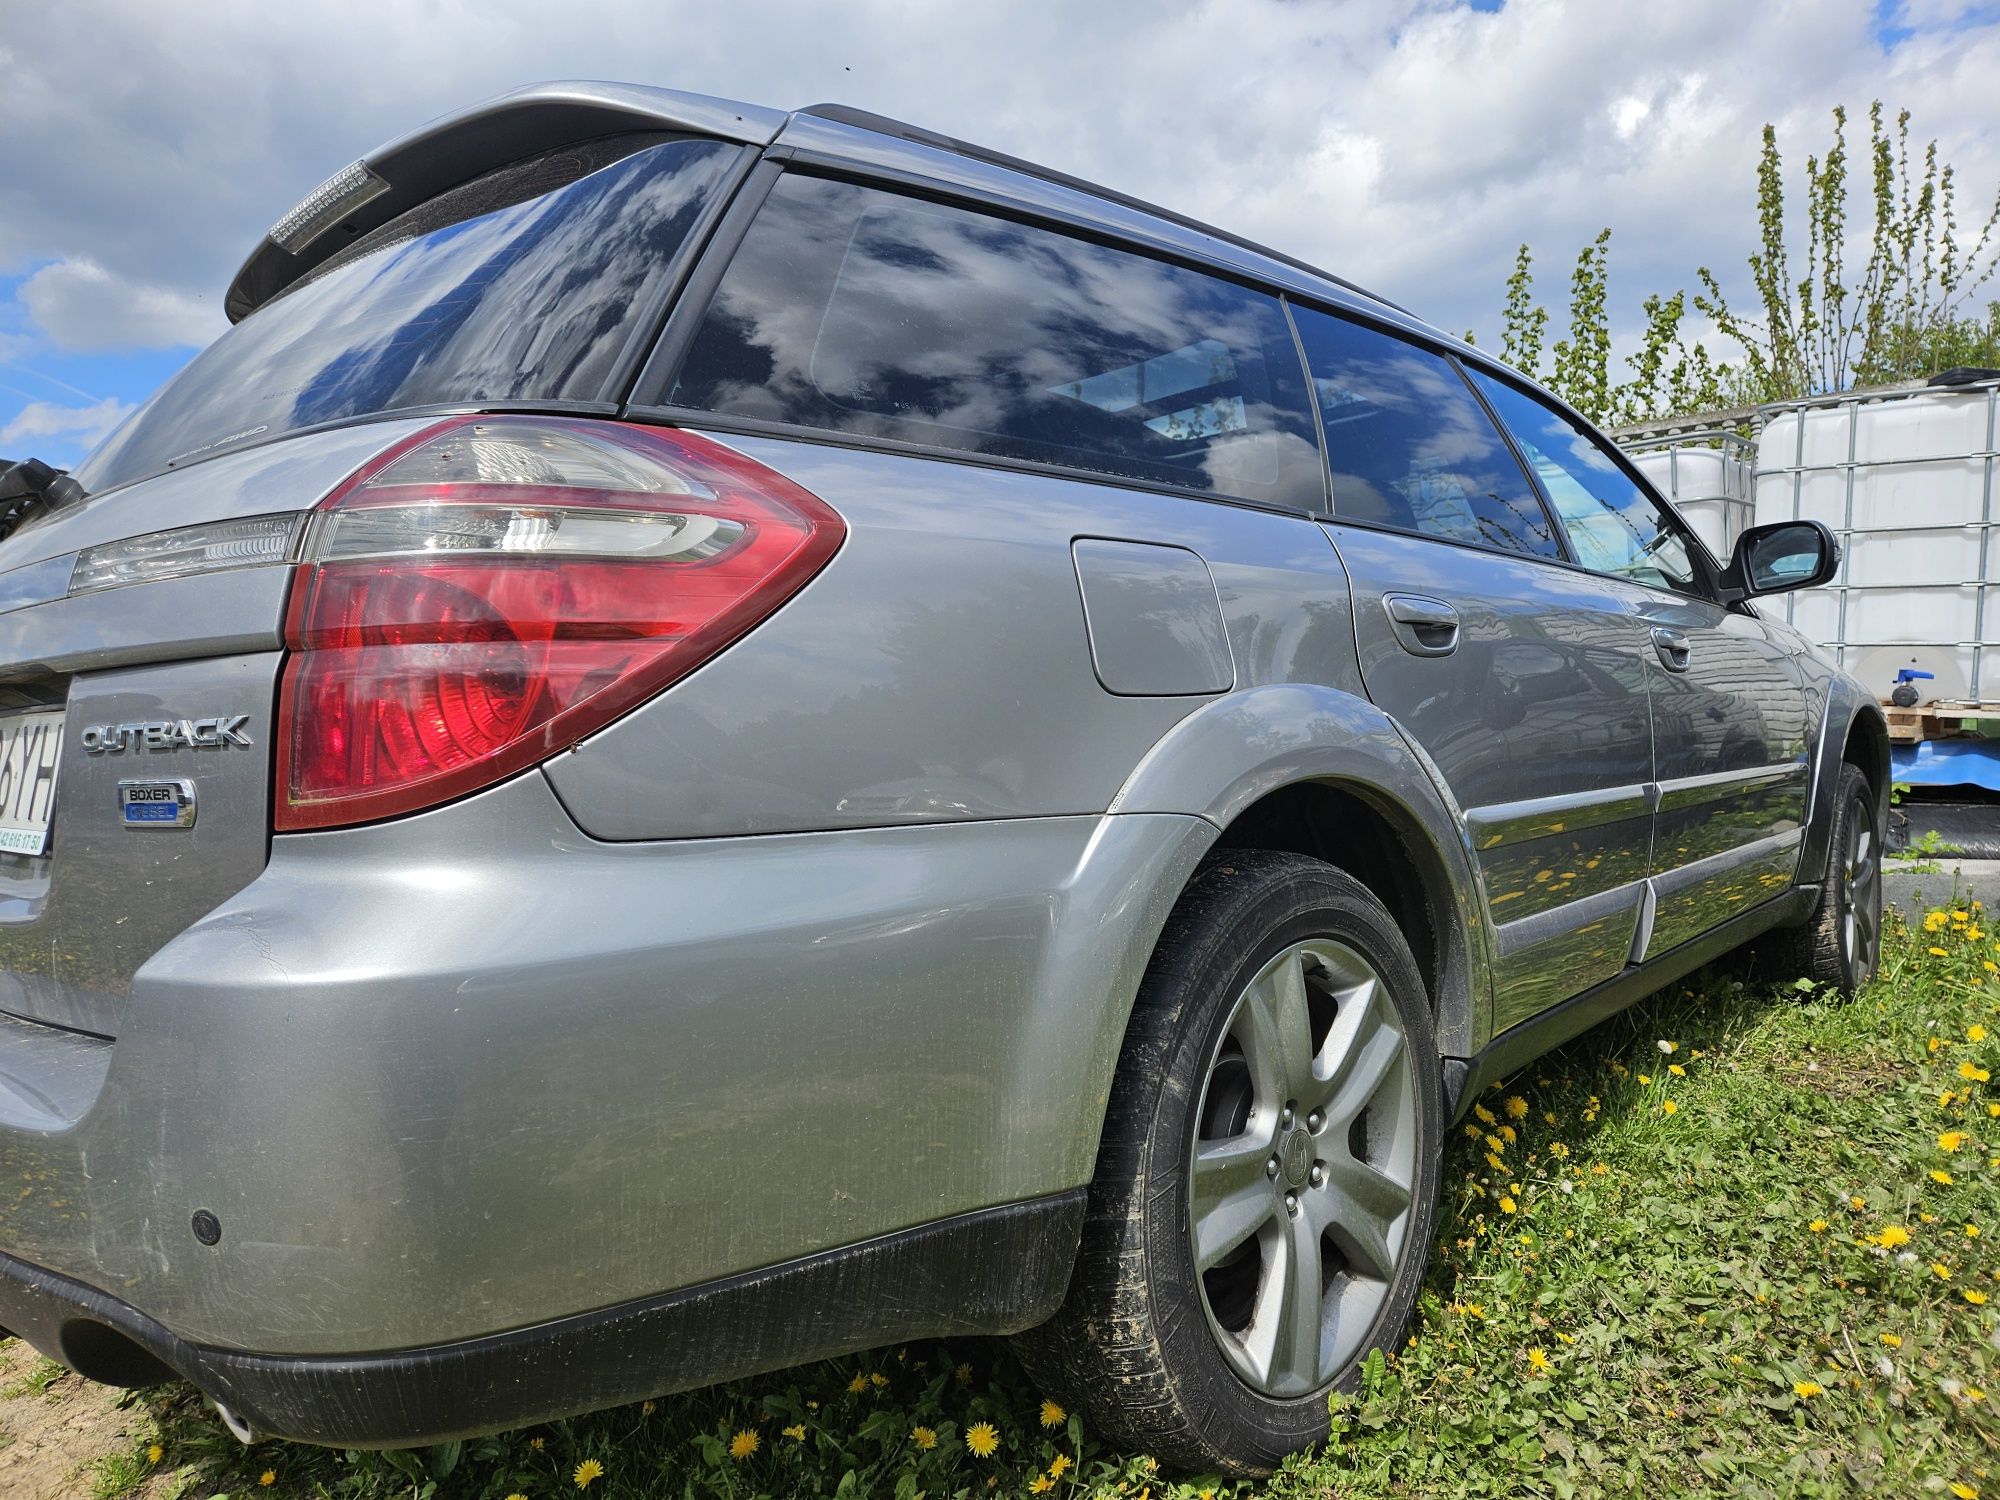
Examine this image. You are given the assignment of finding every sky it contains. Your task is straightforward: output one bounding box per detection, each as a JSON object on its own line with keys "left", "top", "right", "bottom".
{"left": 4, "top": 0, "right": 1999, "bottom": 471}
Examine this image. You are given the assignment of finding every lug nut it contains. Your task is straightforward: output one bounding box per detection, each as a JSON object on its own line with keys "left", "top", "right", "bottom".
{"left": 1267, "top": 1155, "right": 1281, "bottom": 1179}
{"left": 1281, "top": 1104, "right": 1295, "bottom": 1127}
{"left": 1307, "top": 1110, "right": 1324, "bottom": 1131}
{"left": 1309, "top": 1164, "right": 1326, "bottom": 1188}
{"left": 1284, "top": 1192, "right": 1299, "bottom": 1217}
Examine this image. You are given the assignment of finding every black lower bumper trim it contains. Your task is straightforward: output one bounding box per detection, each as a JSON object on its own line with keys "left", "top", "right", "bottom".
{"left": 0, "top": 1190, "right": 1086, "bottom": 1448}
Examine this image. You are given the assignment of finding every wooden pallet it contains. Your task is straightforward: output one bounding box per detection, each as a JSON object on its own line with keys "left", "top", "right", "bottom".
{"left": 1885, "top": 699, "right": 2000, "bottom": 743}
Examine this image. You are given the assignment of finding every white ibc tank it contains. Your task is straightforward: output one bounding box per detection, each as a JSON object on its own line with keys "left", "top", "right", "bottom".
{"left": 1754, "top": 378, "right": 1999, "bottom": 704}
{"left": 1627, "top": 434, "right": 1755, "bottom": 560}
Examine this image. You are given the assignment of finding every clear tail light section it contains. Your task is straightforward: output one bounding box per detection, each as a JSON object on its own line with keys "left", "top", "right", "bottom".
{"left": 276, "top": 415, "right": 843, "bottom": 831}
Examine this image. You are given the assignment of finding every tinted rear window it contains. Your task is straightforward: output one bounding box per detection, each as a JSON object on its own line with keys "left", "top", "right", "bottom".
{"left": 665, "top": 174, "right": 1324, "bottom": 509}
{"left": 76, "top": 135, "right": 739, "bottom": 495}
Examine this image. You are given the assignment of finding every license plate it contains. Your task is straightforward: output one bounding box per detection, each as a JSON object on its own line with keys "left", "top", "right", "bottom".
{"left": 0, "top": 709, "right": 63, "bottom": 857}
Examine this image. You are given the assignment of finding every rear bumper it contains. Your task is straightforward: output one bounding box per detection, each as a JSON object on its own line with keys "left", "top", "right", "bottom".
{"left": 0, "top": 1191, "right": 1084, "bottom": 1447}
{"left": 0, "top": 769, "right": 1208, "bottom": 1404}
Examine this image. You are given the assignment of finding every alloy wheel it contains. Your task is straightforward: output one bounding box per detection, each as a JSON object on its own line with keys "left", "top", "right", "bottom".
{"left": 1841, "top": 792, "right": 1881, "bottom": 981}
{"left": 1187, "top": 939, "right": 1418, "bottom": 1397}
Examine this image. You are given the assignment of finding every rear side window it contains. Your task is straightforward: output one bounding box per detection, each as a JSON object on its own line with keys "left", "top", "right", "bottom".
{"left": 1467, "top": 370, "right": 1699, "bottom": 594}
{"left": 76, "top": 135, "right": 740, "bottom": 495}
{"left": 1292, "top": 306, "right": 1562, "bottom": 559}
{"left": 665, "top": 174, "right": 1324, "bottom": 509}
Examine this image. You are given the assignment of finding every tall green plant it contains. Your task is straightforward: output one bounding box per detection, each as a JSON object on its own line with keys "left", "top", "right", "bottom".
{"left": 1547, "top": 229, "right": 1613, "bottom": 420}
{"left": 1499, "top": 244, "right": 1549, "bottom": 379}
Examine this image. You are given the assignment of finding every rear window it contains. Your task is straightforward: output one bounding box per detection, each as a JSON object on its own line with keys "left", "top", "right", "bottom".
{"left": 663, "top": 174, "right": 1324, "bottom": 509}
{"left": 75, "top": 134, "right": 739, "bottom": 495}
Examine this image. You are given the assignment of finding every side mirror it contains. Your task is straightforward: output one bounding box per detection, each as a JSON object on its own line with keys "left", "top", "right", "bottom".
{"left": 1719, "top": 520, "right": 1840, "bottom": 602}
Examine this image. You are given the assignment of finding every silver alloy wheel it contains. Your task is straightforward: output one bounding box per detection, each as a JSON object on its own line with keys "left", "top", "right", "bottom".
{"left": 1187, "top": 938, "right": 1418, "bottom": 1398}
{"left": 1842, "top": 792, "right": 1881, "bottom": 978}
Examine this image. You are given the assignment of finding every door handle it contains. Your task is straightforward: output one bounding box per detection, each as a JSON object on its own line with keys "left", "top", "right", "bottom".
{"left": 1384, "top": 593, "right": 1460, "bottom": 656}
{"left": 1651, "top": 626, "right": 1693, "bottom": 672}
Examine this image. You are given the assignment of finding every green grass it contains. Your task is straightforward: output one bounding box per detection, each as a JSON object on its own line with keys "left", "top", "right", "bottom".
{"left": 70, "top": 907, "right": 2000, "bottom": 1499}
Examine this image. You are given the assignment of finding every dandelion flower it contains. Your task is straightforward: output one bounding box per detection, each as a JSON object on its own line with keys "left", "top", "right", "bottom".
{"left": 1932, "top": 947, "right": 1952, "bottom": 957}
{"left": 1877, "top": 1224, "right": 1912, "bottom": 1249}
{"left": 1657, "top": 1040, "right": 1677, "bottom": 1054}
{"left": 965, "top": 1421, "right": 1000, "bottom": 1458}
{"left": 911, "top": 1425, "right": 938, "bottom": 1450}
{"left": 1966, "top": 1289, "right": 1989, "bottom": 1305}
{"left": 1948, "top": 1483, "right": 1979, "bottom": 1499}
{"left": 1668, "top": 1063, "right": 1686, "bottom": 1076}
{"left": 1497, "top": 1124, "right": 1517, "bottom": 1144}
{"left": 1049, "top": 1453, "right": 1072, "bottom": 1477}
{"left": 1638, "top": 1074, "right": 1653, "bottom": 1085}
{"left": 1934, "top": 1170, "right": 1956, "bottom": 1184}
{"left": 1473, "top": 1103, "right": 1497, "bottom": 1126}
{"left": 1526, "top": 1347, "right": 1550, "bottom": 1374}
{"left": 1933, "top": 1262, "right": 1953, "bottom": 1280}
{"left": 1971, "top": 1025, "right": 1989, "bottom": 1043}
{"left": 1793, "top": 1380, "right": 1823, "bottom": 1399}
{"left": 574, "top": 1458, "right": 604, "bottom": 1489}
{"left": 530, "top": 1436, "right": 545, "bottom": 1452}
{"left": 1880, "top": 1332, "right": 1902, "bottom": 1347}
{"left": 1499, "top": 1195, "right": 1518, "bottom": 1214}
{"left": 1968, "top": 1224, "right": 1983, "bottom": 1238}
{"left": 1942, "top": 1131, "right": 1970, "bottom": 1152}
{"left": 1809, "top": 1218, "right": 1829, "bottom": 1232}
{"left": 1504, "top": 1096, "right": 1528, "bottom": 1120}
{"left": 259, "top": 1473, "right": 276, "bottom": 1489}
{"left": 729, "top": 1430, "right": 760, "bottom": 1460}
{"left": 1850, "top": 1195, "right": 1868, "bottom": 1210}
{"left": 1485, "top": 1151, "right": 1505, "bottom": 1170}
{"left": 1662, "top": 1099, "right": 1678, "bottom": 1115}
{"left": 1591, "top": 1162, "right": 1609, "bottom": 1176}
{"left": 783, "top": 1423, "right": 807, "bottom": 1442}
{"left": 846, "top": 1374, "right": 868, "bottom": 1394}
{"left": 955, "top": 1362, "right": 972, "bottom": 1384}
{"left": 1030, "top": 1478, "right": 1054, "bottom": 1495}
{"left": 1961, "top": 1062, "right": 1991, "bottom": 1082}
{"left": 1039, "top": 1399, "right": 1066, "bottom": 1428}
{"left": 146, "top": 1445, "right": 162, "bottom": 1465}
{"left": 870, "top": 1372, "right": 889, "bottom": 1388}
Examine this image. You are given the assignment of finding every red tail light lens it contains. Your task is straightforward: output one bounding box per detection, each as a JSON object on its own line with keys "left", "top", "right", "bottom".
{"left": 276, "top": 416, "right": 843, "bottom": 830}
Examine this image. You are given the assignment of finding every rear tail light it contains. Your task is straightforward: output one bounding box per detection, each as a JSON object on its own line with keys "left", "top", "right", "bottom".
{"left": 276, "top": 415, "right": 843, "bottom": 830}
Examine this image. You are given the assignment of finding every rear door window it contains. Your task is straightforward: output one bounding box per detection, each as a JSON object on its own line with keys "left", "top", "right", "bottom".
{"left": 663, "top": 174, "right": 1324, "bottom": 509}
{"left": 76, "top": 134, "right": 741, "bottom": 495}
{"left": 1291, "top": 305, "right": 1563, "bottom": 559}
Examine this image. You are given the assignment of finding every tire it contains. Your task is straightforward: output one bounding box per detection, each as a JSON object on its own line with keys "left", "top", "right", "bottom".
{"left": 1013, "top": 850, "right": 1443, "bottom": 1476}
{"left": 1764, "top": 763, "right": 1882, "bottom": 995}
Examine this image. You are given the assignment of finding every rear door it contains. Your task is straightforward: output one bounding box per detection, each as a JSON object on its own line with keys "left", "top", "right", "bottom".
{"left": 1467, "top": 370, "right": 1812, "bottom": 957}
{"left": 1292, "top": 307, "right": 1659, "bottom": 1033}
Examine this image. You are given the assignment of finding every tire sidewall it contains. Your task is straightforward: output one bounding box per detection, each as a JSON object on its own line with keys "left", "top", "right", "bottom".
{"left": 1137, "top": 859, "right": 1443, "bottom": 1465}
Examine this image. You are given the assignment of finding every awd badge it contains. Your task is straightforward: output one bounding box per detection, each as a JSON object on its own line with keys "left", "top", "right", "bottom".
{"left": 118, "top": 778, "right": 197, "bottom": 830}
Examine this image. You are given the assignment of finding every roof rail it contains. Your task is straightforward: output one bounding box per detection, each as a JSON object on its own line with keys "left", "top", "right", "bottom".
{"left": 796, "top": 103, "right": 1410, "bottom": 317}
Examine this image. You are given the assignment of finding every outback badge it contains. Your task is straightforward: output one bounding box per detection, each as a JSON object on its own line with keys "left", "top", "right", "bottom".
{"left": 118, "top": 778, "right": 197, "bottom": 830}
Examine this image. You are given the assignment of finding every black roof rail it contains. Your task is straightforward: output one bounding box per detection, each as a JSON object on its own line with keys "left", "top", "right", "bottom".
{"left": 796, "top": 103, "right": 1411, "bottom": 317}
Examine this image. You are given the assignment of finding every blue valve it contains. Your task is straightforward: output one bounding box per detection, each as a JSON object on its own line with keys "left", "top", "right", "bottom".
{"left": 1896, "top": 669, "right": 1936, "bottom": 683}
{"left": 1891, "top": 668, "right": 1935, "bottom": 707}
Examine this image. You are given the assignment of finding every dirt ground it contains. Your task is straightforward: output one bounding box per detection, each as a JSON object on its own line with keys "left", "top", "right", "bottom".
{"left": 0, "top": 1339, "right": 157, "bottom": 1500}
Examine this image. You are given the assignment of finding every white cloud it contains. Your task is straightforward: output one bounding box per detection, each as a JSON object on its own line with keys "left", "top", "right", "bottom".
{"left": 0, "top": 0, "right": 1995, "bottom": 377}
{"left": 17, "top": 259, "right": 220, "bottom": 352}
{"left": 0, "top": 396, "right": 134, "bottom": 451}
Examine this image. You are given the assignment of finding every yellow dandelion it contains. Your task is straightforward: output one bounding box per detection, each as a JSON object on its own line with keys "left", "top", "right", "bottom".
{"left": 1497, "top": 1123, "right": 1517, "bottom": 1144}
{"left": 1591, "top": 1162, "right": 1609, "bottom": 1176}
{"left": 1030, "top": 1479, "right": 1054, "bottom": 1495}
{"left": 1793, "top": 1380, "right": 1823, "bottom": 1399}
{"left": 1668, "top": 1063, "right": 1686, "bottom": 1076}
{"left": 846, "top": 1374, "right": 868, "bottom": 1394}
{"left": 1933, "top": 1262, "right": 1953, "bottom": 1280}
{"left": 1049, "top": 1453, "right": 1073, "bottom": 1477}
{"left": 1961, "top": 1062, "right": 1991, "bottom": 1082}
{"left": 1948, "top": 1482, "right": 1979, "bottom": 1499}
{"left": 1934, "top": 1170, "right": 1956, "bottom": 1184}
{"left": 955, "top": 1361, "right": 972, "bottom": 1384}
{"left": 1473, "top": 1103, "right": 1497, "bottom": 1125}
{"left": 1039, "top": 1399, "right": 1066, "bottom": 1428}
{"left": 911, "top": 1425, "right": 938, "bottom": 1450}
{"left": 574, "top": 1456, "right": 605, "bottom": 1488}
{"left": 530, "top": 1436, "right": 545, "bottom": 1451}
{"left": 1991, "top": 1103, "right": 2000, "bottom": 1117}
{"left": 965, "top": 1421, "right": 1000, "bottom": 1458}
{"left": 641, "top": 1399, "right": 656, "bottom": 1415}
{"left": 1968, "top": 1224, "right": 1983, "bottom": 1238}
{"left": 1638, "top": 1073, "right": 1653, "bottom": 1085}
{"left": 146, "top": 1444, "right": 162, "bottom": 1465}
{"left": 1932, "top": 947, "right": 1952, "bottom": 957}
{"left": 783, "top": 1423, "right": 807, "bottom": 1441}
{"left": 1972, "top": 1025, "right": 1989, "bottom": 1042}
{"left": 729, "top": 1429, "right": 760, "bottom": 1461}
{"left": 1485, "top": 1151, "right": 1505, "bottom": 1170}
{"left": 1942, "top": 1131, "right": 1970, "bottom": 1152}
{"left": 1526, "top": 1347, "right": 1550, "bottom": 1374}
{"left": 1463, "top": 1123, "right": 1483, "bottom": 1139}
{"left": 870, "top": 1372, "right": 889, "bottom": 1388}
{"left": 1965, "top": 1289, "right": 1989, "bottom": 1305}
{"left": 1499, "top": 1195, "right": 1518, "bottom": 1214}
{"left": 1877, "top": 1224, "right": 1912, "bottom": 1248}
{"left": 1504, "top": 1096, "right": 1529, "bottom": 1120}
{"left": 259, "top": 1473, "right": 276, "bottom": 1489}
{"left": 1662, "top": 1099, "right": 1678, "bottom": 1115}
{"left": 506, "top": 1495, "right": 528, "bottom": 1500}
{"left": 1809, "top": 1218, "right": 1829, "bottom": 1232}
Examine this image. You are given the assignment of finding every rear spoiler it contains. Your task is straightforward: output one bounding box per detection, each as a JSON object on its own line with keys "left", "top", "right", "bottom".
{"left": 223, "top": 81, "right": 787, "bottom": 323}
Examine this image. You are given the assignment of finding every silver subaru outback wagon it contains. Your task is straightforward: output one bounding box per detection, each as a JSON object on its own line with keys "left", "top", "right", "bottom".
{"left": 0, "top": 82, "right": 1884, "bottom": 1474}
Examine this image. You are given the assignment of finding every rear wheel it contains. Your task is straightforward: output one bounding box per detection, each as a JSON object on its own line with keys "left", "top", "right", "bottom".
{"left": 1014, "top": 851, "right": 1442, "bottom": 1475}
{"left": 1766, "top": 763, "right": 1881, "bottom": 994}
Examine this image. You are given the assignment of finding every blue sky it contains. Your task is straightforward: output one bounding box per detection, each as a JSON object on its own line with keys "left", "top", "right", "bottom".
{"left": 6, "top": 0, "right": 2000, "bottom": 477}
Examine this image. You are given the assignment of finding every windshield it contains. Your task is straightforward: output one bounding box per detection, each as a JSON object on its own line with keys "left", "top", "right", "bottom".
{"left": 75, "top": 134, "right": 739, "bottom": 495}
